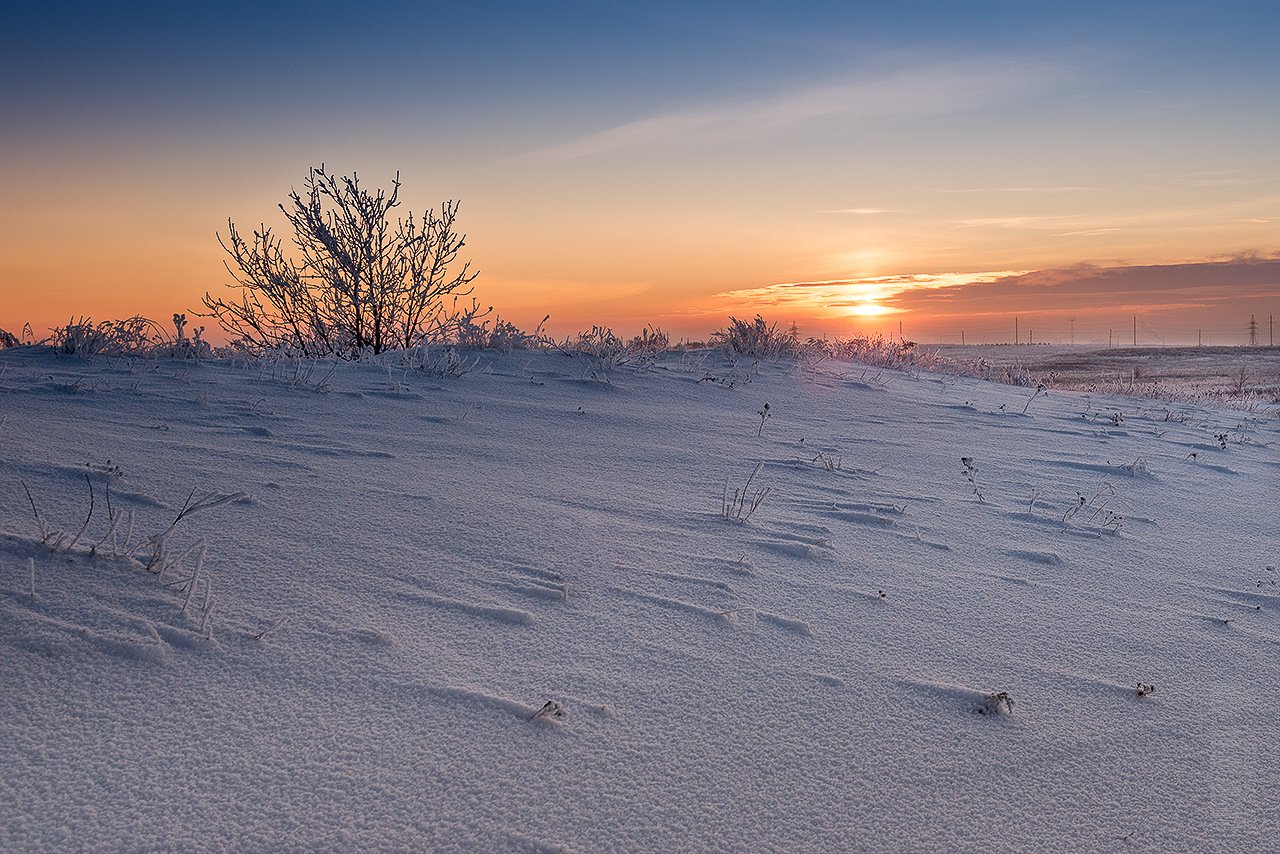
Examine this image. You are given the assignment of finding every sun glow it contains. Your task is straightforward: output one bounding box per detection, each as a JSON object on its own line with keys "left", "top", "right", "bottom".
{"left": 716, "top": 271, "right": 1028, "bottom": 321}
{"left": 846, "top": 302, "right": 899, "bottom": 317}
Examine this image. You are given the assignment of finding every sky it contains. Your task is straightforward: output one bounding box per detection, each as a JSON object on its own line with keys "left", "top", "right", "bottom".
{"left": 1, "top": 0, "right": 1277, "bottom": 345}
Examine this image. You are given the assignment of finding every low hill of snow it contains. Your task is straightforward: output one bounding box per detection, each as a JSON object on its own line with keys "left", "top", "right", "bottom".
{"left": 1, "top": 348, "right": 1276, "bottom": 851}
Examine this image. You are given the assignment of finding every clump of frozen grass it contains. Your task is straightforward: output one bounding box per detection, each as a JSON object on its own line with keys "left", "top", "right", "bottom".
{"left": 1061, "top": 483, "right": 1123, "bottom": 534}
{"left": 1135, "top": 683, "right": 1156, "bottom": 698}
{"left": 625, "top": 324, "right": 670, "bottom": 356}
{"left": 811, "top": 451, "right": 843, "bottom": 471}
{"left": 1117, "top": 456, "right": 1151, "bottom": 476}
{"left": 259, "top": 351, "right": 338, "bottom": 392}
{"left": 42, "top": 314, "right": 212, "bottom": 361}
{"left": 562, "top": 325, "right": 629, "bottom": 366}
{"left": 20, "top": 475, "right": 247, "bottom": 637}
{"left": 712, "top": 315, "right": 800, "bottom": 359}
{"left": 721, "top": 462, "right": 771, "bottom": 524}
{"left": 401, "top": 344, "right": 481, "bottom": 378}
{"left": 821, "top": 334, "right": 947, "bottom": 372}
{"left": 708, "top": 315, "right": 953, "bottom": 373}
{"left": 456, "top": 313, "right": 549, "bottom": 352}
{"left": 554, "top": 323, "right": 670, "bottom": 371}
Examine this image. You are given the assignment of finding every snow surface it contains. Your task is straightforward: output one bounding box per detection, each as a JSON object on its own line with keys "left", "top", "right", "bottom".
{"left": 1, "top": 347, "right": 1277, "bottom": 852}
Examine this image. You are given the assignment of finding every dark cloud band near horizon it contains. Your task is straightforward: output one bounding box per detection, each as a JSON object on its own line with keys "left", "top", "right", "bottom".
{"left": 717, "top": 257, "right": 1279, "bottom": 344}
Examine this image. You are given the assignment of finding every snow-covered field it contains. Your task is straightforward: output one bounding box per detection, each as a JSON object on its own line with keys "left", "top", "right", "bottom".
{"left": 2, "top": 346, "right": 1277, "bottom": 852}
{"left": 932, "top": 344, "right": 1280, "bottom": 405}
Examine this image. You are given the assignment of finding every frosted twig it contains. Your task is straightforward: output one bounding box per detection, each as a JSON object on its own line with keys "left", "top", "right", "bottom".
{"left": 180, "top": 542, "right": 206, "bottom": 614}
{"left": 20, "top": 480, "right": 53, "bottom": 544}
{"left": 54, "top": 473, "right": 96, "bottom": 554}
{"left": 253, "top": 616, "right": 288, "bottom": 642}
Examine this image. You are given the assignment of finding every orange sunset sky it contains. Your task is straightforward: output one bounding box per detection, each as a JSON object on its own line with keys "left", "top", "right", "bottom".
{"left": 2, "top": 2, "right": 1277, "bottom": 346}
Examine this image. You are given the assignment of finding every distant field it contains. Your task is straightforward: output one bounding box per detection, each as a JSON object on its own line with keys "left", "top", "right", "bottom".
{"left": 929, "top": 344, "right": 1280, "bottom": 405}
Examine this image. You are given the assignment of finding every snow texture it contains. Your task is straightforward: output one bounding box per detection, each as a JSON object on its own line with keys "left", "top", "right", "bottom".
{"left": 1, "top": 347, "right": 1277, "bottom": 851}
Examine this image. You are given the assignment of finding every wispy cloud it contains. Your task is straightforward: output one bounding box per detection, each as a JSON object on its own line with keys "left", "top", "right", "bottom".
{"left": 887, "top": 258, "right": 1280, "bottom": 319}
{"left": 714, "top": 258, "right": 1280, "bottom": 323}
{"left": 949, "top": 194, "right": 1280, "bottom": 234}
{"left": 528, "top": 56, "right": 1065, "bottom": 160}
{"left": 934, "top": 185, "right": 1093, "bottom": 194}
{"left": 716, "top": 271, "right": 1028, "bottom": 317}
{"left": 825, "top": 208, "right": 901, "bottom": 215}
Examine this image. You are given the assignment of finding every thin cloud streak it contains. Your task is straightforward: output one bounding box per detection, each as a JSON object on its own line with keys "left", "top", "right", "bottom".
{"left": 949, "top": 194, "right": 1280, "bottom": 233}
{"left": 933, "top": 185, "right": 1094, "bottom": 194}
{"left": 717, "top": 271, "right": 1029, "bottom": 317}
{"left": 888, "top": 258, "right": 1280, "bottom": 317}
{"left": 528, "top": 56, "right": 1066, "bottom": 160}
{"left": 713, "top": 258, "right": 1279, "bottom": 329}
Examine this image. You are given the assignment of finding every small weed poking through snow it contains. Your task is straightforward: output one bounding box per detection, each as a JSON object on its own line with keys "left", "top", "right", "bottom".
{"left": 1021, "top": 383, "right": 1047, "bottom": 415}
{"left": 721, "top": 462, "right": 771, "bottom": 524}
{"left": 811, "top": 451, "right": 842, "bottom": 471}
{"left": 756, "top": 402, "right": 771, "bottom": 437}
{"left": 530, "top": 700, "right": 567, "bottom": 723}
{"left": 1118, "top": 457, "right": 1151, "bottom": 476}
{"left": 977, "top": 691, "right": 1015, "bottom": 716}
{"left": 1061, "top": 483, "right": 1123, "bottom": 534}
{"left": 960, "top": 457, "right": 985, "bottom": 502}
{"left": 1135, "top": 683, "right": 1156, "bottom": 698}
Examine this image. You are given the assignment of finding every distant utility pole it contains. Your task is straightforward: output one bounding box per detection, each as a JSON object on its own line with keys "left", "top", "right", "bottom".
{"left": 1198, "top": 329, "right": 1202, "bottom": 347}
{"left": 1248, "top": 315, "right": 1259, "bottom": 347}
{"left": 1133, "top": 315, "right": 1137, "bottom": 347}
{"left": 961, "top": 330, "right": 965, "bottom": 345}
{"left": 1068, "top": 317, "right": 1076, "bottom": 346}
{"left": 1108, "top": 329, "right": 1112, "bottom": 349}
{"left": 1014, "top": 316, "right": 1018, "bottom": 344}
{"left": 1271, "top": 314, "right": 1275, "bottom": 347}
{"left": 1030, "top": 329, "right": 1034, "bottom": 345}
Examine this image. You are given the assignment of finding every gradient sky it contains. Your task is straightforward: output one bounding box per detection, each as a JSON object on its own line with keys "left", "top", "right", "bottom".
{"left": 2, "top": 0, "right": 1277, "bottom": 345}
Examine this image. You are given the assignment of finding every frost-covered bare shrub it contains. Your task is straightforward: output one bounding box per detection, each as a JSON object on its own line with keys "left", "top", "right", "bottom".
{"left": 47, "top": 316, "right": 169, "bottom": 359}
{"left": 402, "top": 344, "right": 481, "bottom": 378}
{"left": 0, "top": 327, "right": 18, "bottom": 349}
{"left": 164, "top": 313, "right": 213, "bottom": 360}
{"left": 821, "top": 334, "right": 947, "bottom": 371}
{"left": 202, "top": 165, "right": 481, "bottom": 357}
{"left": 712, "top": 315, "right": 801, "bottom": 359}
{"left": 955, "top": 356, "right": 1037, "bottom": 387}
{"left": 710, "top": 316, "right": 951, "bottom": 371}
{"left": 566, "top": 325, "right": 627, "bottom": 361}
{"left": 456, "top": 313, "right": 548, "bottom": 352}
{"left": 627, "top": 324, "right": 670, "bottom": 355}
{"left": 40, "top": 314, "right": 211, "bottom": 361}
{"left": 556, "top": 324, "right": 670, "bottom": 369}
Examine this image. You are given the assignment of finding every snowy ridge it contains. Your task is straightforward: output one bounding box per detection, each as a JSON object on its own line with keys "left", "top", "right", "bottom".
{"left": 1, "top": 347, "right": 1277, "bottom": 851}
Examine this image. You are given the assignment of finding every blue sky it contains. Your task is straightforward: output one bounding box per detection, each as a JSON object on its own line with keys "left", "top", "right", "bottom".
{"left": 3, "top": 1, "right": 1277, "bottom": 342}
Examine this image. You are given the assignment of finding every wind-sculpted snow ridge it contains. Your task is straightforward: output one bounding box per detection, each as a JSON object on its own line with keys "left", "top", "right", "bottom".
{"left": 1, "top": 346, "right": 1277, "bottom": 851}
